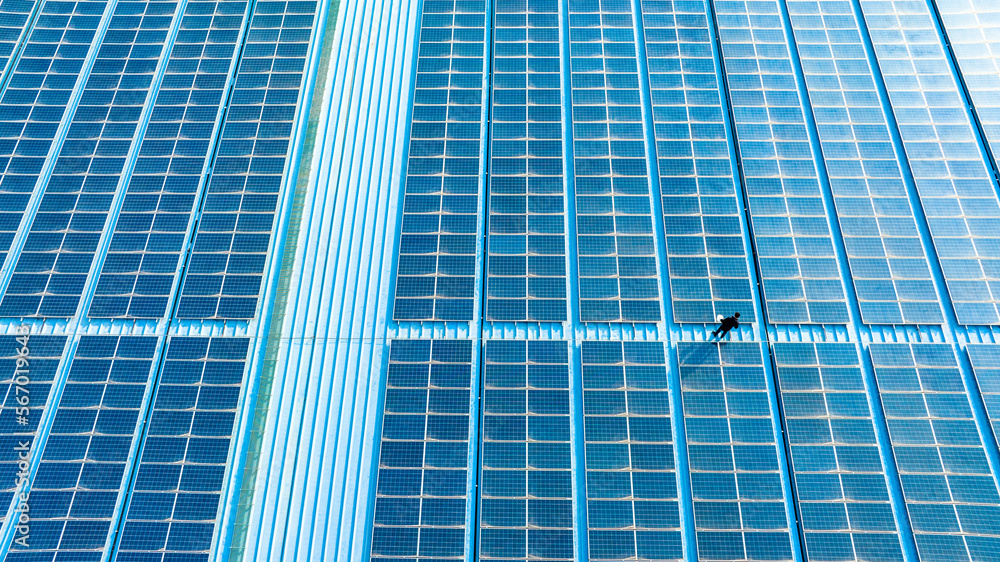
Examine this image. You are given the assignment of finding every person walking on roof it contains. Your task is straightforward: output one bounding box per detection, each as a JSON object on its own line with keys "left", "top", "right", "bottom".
{"left": 712, "top": 312, "right": 740, "bottom": 339}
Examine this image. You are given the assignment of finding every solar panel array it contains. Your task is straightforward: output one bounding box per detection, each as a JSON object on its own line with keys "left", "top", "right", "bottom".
{"left": 582, "top": 340, "right": 681, "bottom": 561}
{"left": 714, "top": 0, "right": 848, "bottom": 325}
{"left": 480, "top": 340, "right": 572, "bottom": 560}
{"left": 0, "top": 0, "right": 112, "bottom": 305}
{"left": 486, "top": 0, "right": 567, "bottom": 322}
{"left": 773, "top": 342, "right": 904, "bottom": 562}
{"left": 968, "top": 344, "right": 1000, "bottom": 439}
{"left": 91, "top": 0, "right": 251, "bottom": 319}
{"left": 570, "top": 0, "right": 661, "bottom": 323}
{"left": 871, "top": 343, "right": 1000, "bottom": 561}
{"left": 0, "top": 335, "right": 67, "bottom": 522}
{"left": 117, "top": 337, "right": 250, "bottom": 561}
{"left": 383, "top": 0, "right": 1000, "bottom": 329}
{"left": 787, "top": 0, "right": 943, "bottom": 325}
{"left": 393, "top": 0, "right": 487, "bottom": 322}
{"left": 0, "top": 0, "right": 320, "bottom": 556}
{"left": 640, "top": 0, "right": 755, "bottom": 324}
{"left": 677, "top": 341, "right": 794, "bottom": 561}
{"left": 6, "top": 335, "right": 158, "bottom": 561}
{"left": 936, "top": 0, "right": 1000, "bottom": 176}
{"left": 860, "top": 0, "right": 1000, "bottom": 325}
{"left": 176, "top": 0, "right": 317, "bottom": 320}
{"left": 370, "top": 339, "right": 474, "bottom": 562}
{"left": 2, "top": 0, "right": 179, "bottom": 318}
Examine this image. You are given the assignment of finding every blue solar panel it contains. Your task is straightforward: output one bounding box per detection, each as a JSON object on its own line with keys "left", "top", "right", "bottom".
{"left": 860, "top": 0, "right": 1000, "bottom": 325}
{"left": 582, "top": 340, "right": 681, "bottom": 560}
{"left": 176, "top": 0, "right": 319, "bottom": 320}
{"left": 392, "top": 0, "right": 486, "bottom": 322}
{"left": 787, "top": 0, "right": 943, "bottom": 325}
{"left": 713, "top": 0, "right": 849, "bottom": 324}
{"left": 370, "top": 339, "right": 474, "bottom": 561}
{"left": 0, "top": 0, "right": 111, "bottom": 306}
{"left": 5, "top": 336, "right": 156, "bottom": 561}
{"left": 90, "top": 0, "right": 250, "bottom": 319}
{"left": 0, "top": 334, "right": 67, "bottom": 527}
{"left": 485, "top": 0, "right": 568, "bottom": 322}
{"left": 570, "top": 0, "right": 662, "bottom": 323}
{"left": 773, "top": 342, "right": 904, "bottom": 562}
{"left": 116, "top": 336, "right": 249, "bottom": 560}
{"left": 677, "top": 341, "right": 793, "bottom": 561}
{"left": 966, "top": 344, "right": 1000, "bottom": 460}
{"left": 640, "top": 0, "right": 755, "bottom": 324}
{"left": 870, "top": 343, "right": 1000, "bottom": 561}
{"left": 0, "top": 0, "right": 181, "bottom": 318}
{"left": 936, "top": 1, "right": 1000, "bottom": 177}
{"left": 480, "top": 339, "right": 572, "bottom": 560}
{"left": 0, "top": 0, "right": 39, "bottom": 79}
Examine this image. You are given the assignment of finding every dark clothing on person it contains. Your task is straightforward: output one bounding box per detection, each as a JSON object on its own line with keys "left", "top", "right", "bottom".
{"left": 713, "top": 315, "right": 739, "bottom": 338}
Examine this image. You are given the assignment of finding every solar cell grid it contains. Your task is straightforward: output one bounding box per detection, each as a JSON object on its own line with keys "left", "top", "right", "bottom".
{"left": 677, "top": 341, "right": 793, "bottom": 562}
{"left": 582, "top": 340, "right": 682, "bottom": 561}
{"left": 0, "top": 0, "right": 181, "bottom": 318}
{"left": 966, "top": 344, "right": 1000, "bottom": 462}
{"left": 859, "top": 0, "right": 1000, "bottom": 325}
{"left": 479, "top": 339, "right": 573, "bottom": 560}
{"left": 871, "top": 343, "right": 1000, "bottom": 562}
{"left": 370, "top": 339, "right": 474, "bottom": 562}
{"left": 91, "top": 0, "right": 251, "bottom": 319}
{"left": 639, "top": 0, "right": 755, "bottom": 324}
{"left": 5, "top": 335, "right": 157, "bottom": 561}
{"left": 786, "top": 0, "right": 944, "bottom": 325}
{"left": 0, "top": 335, "right": 66, "bottom": 524}
{"left": 773, "top": 342, "right": 904, "bottom": 562}
{"left": 0, "top": 0, "right": 111, "bottom": 298}
{"left": 486, "top": 0, "right": 568, "bottom": 322}
{"left": 177, "top": 0, "right": 318, "bottom": 320}
{"left": 116, "top": 336, "right": 249, "bottom": 560}
{"left": 570, "top": 0, "right": 662, "bottom": 323}
{"left": 392, "top": 0, "right": 487, "bottom": 322}
{"left": 0, "top": 0, "right": 40, "bottom": 80}
{"left": 935, "top": 0, "right": 1000, "bottom": 197}
{"left": 713, "top": 0, "right": 849, "bottom": 324}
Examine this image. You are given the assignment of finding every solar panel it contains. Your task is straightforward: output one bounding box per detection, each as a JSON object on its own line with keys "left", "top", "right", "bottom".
{"left": 5, "top": 336, "right": 156, "bottom": 561}
{"left": 0, "top": 0, "right": 111, "bottom": 315}
{"left": 936, "top": 0, "right": 1000, "bottom": 176}
{"left": 965, "top": 344, "right": 1000, "bottom": 459}
{"left": 786, "top": 0, "right": 943, "bottom": 325}
{"left": 713, "top": 0, "right": 849, "bottom": 324}
{"left": 0, "top": 0, "right": 181, "bottom": 319}
{"left": 485, "top": 0, "right": 568, "bottom": 323}
{"left": 176, "top": 0, "right": 319, "bottom": 320}
{"left": 0, "top": 335, "right": 67, "bottom": 527}
{"left": 480, "top": 339, "right": 572, "bottom": 560}
{"left": 639, "top": 0, "right": 755, "bottom": 324}
{"left": 677, "top": 341, "right": 793, "bottom": 561}
{"left": 116, "top": 336, "right": 249, "bottom": 560}
{"left": 582, "top": 340, "right": 682, "bottom": 560}
{"left": 870, "top": 343, "right": 1000, "bottom": 561}
{"left": 570, "top": 0, "right": 662, "bottom": 323}
{"left": 370, "top": 339, "right": 474, "bottom": 561}
{"left": 90, "top": 0, "right": 250, "bottom": 319}
{"left": 392, "top": 0, "right": 487, "bottom": 322}
{"left": 773, "top": 342, "right": 904, "bottom": 562}
{"left": 859, "top": 0, "right": 1000, "bottom": 325}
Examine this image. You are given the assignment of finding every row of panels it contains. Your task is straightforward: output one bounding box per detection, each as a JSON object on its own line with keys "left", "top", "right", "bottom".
{"left": 369, "top": 338, "right": 1000, "bottom": 562}
{"left": 392, "top": 0, "right": 1000, "bottom": 326}
{"left": 0, "top": 0, "right": 318, "bottom": 321}
{"left": 0, "top": 333, "right": 254, "bottom": 562}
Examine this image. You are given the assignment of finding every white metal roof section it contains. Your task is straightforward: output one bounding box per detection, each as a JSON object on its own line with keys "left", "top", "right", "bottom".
{"left": 238, "top": 0, "right": 419, "bottom": 559}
